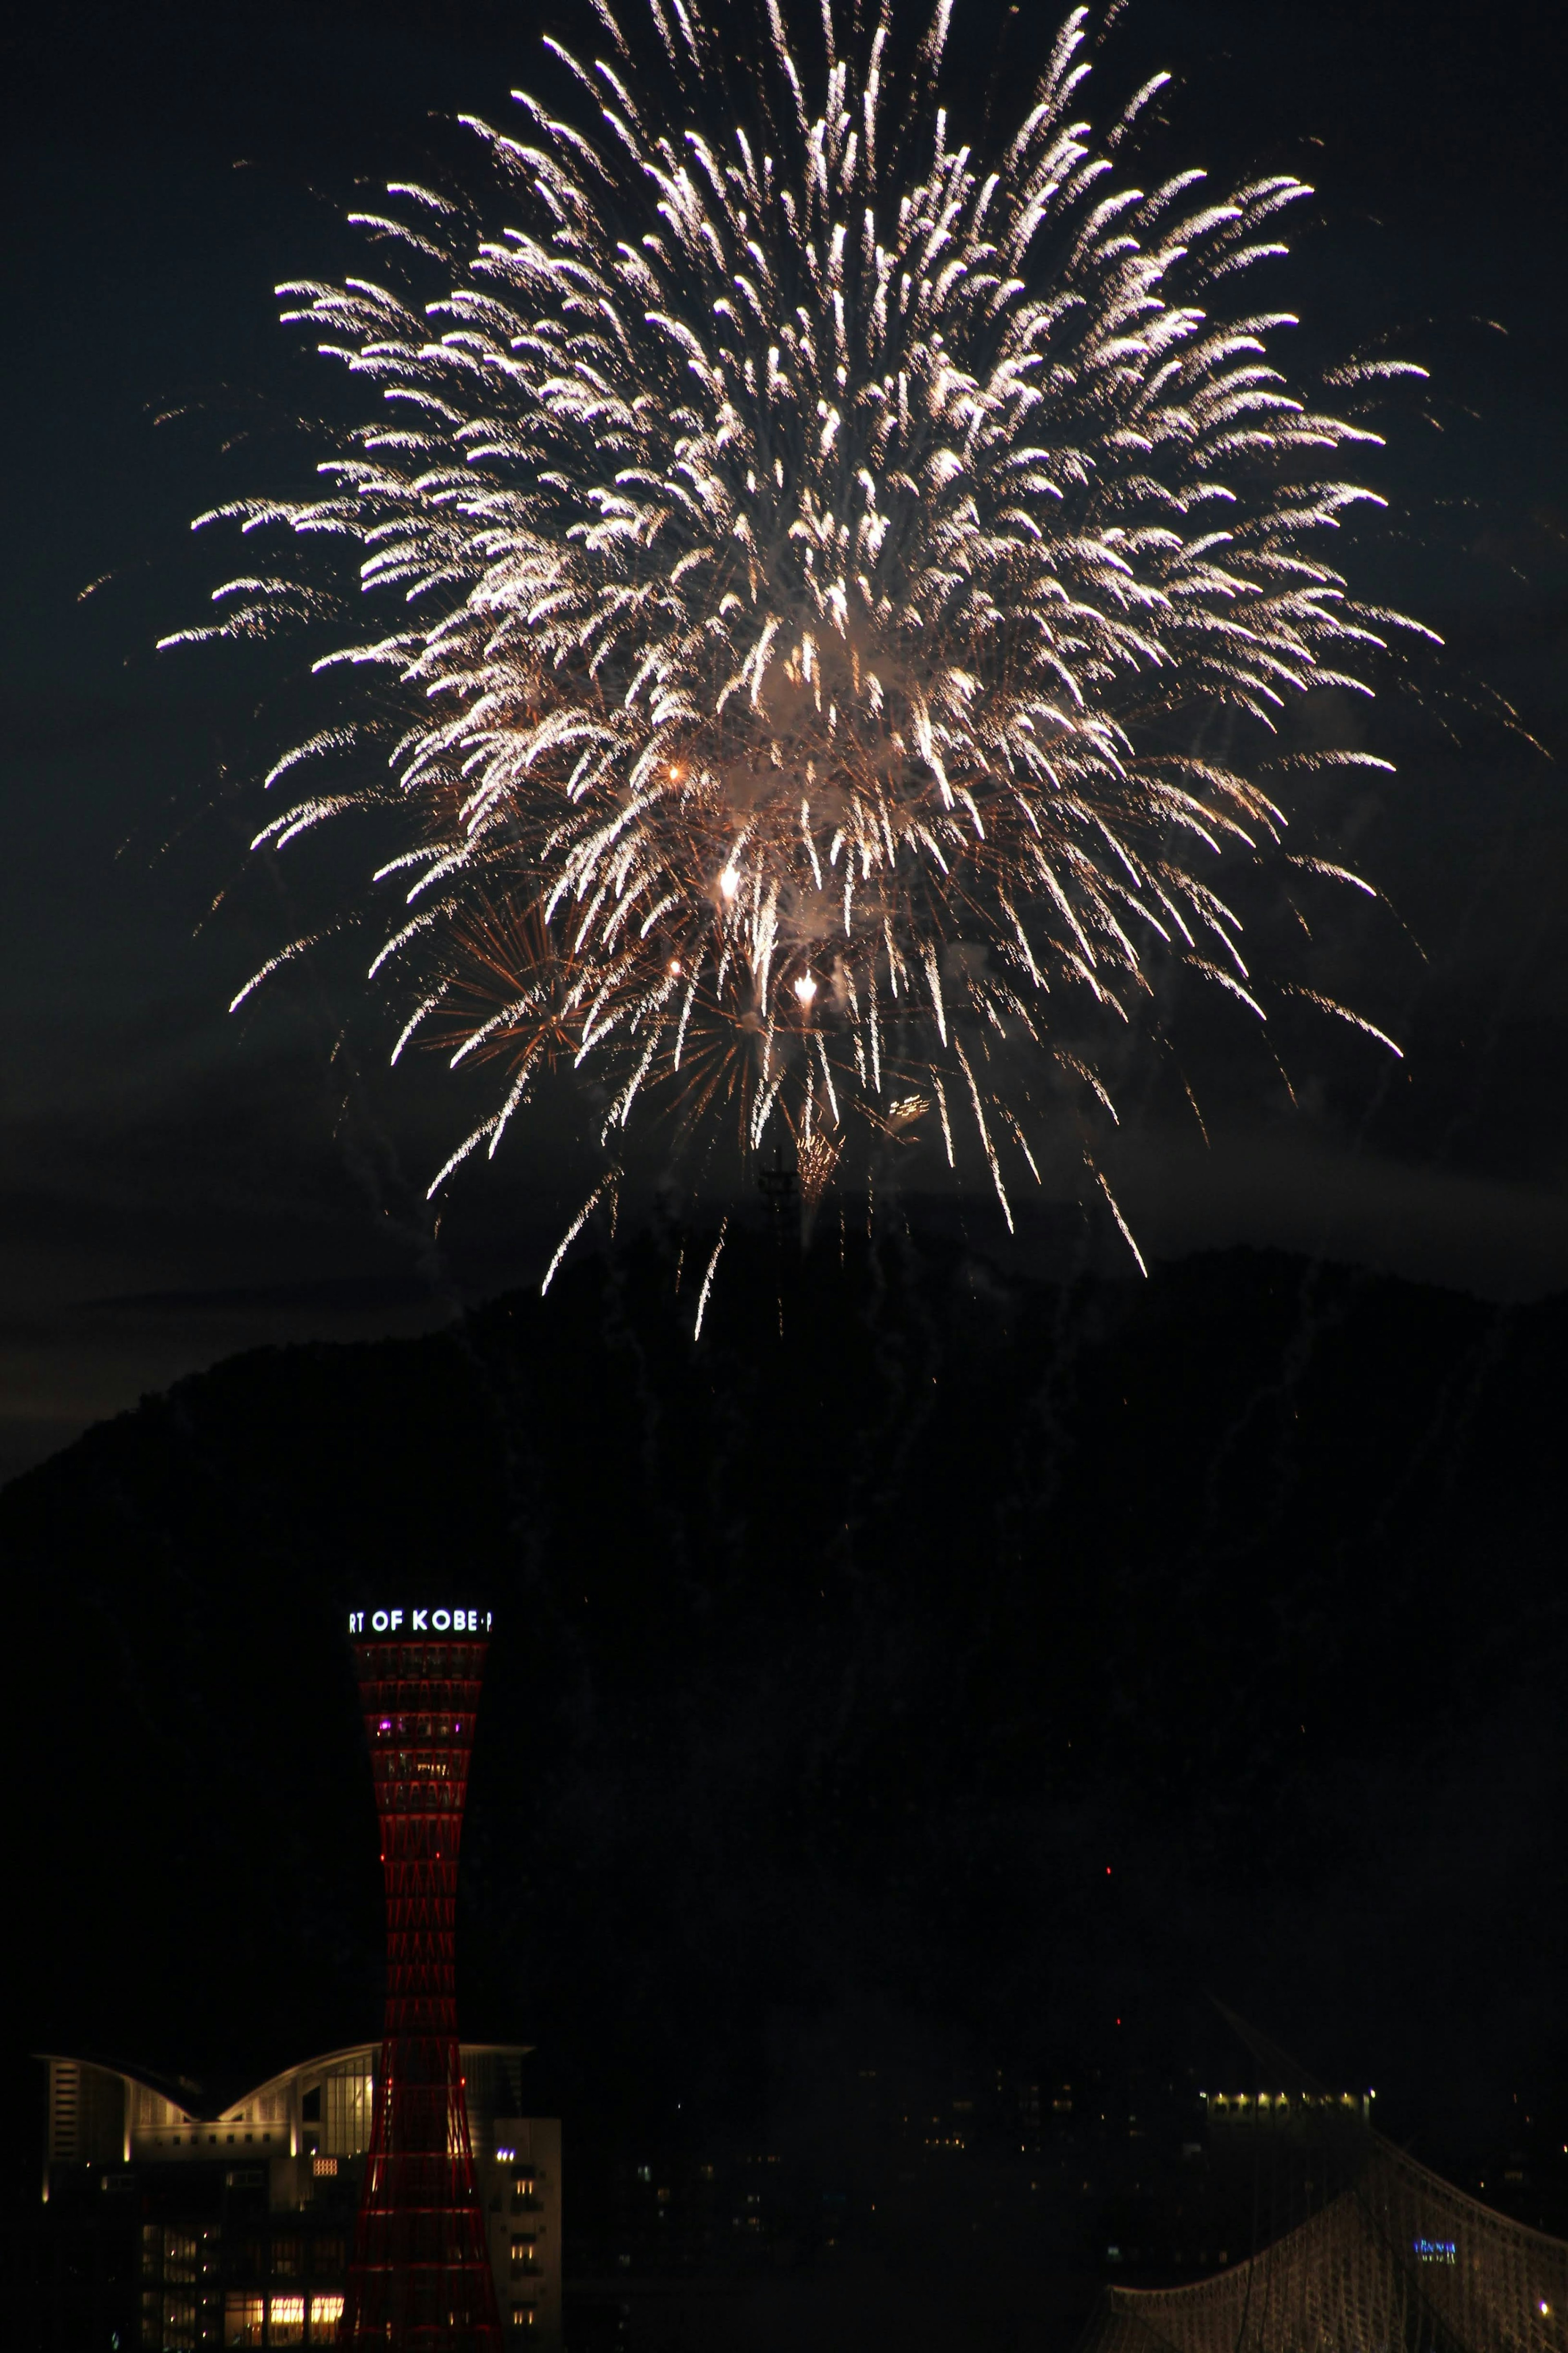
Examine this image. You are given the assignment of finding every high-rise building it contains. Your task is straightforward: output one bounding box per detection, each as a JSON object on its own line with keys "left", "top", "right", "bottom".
{"left": 341, "top": 1604, "right": 501, "bottom": 2350}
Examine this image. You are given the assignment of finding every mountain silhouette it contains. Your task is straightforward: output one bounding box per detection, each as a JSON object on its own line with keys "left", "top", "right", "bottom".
{"left": 4, "top": 1233, "right": 1565, "bottom": 2228}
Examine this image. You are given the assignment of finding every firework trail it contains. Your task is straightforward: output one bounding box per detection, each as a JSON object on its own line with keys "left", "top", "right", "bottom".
{"left": 165, "top": 0, "right": 1429, "bottom": 1266}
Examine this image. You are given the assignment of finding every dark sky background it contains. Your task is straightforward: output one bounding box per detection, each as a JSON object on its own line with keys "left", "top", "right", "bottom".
{"left": 1, "top": 0, "right": 1565, "bottom": 1487}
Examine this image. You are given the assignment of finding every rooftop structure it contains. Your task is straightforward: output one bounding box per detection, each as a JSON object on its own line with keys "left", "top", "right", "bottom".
{"left": 1083, "top": 2126, "right": 1568, "bottom": 2353}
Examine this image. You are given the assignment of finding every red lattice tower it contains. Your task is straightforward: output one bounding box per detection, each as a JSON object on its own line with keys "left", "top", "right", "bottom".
{"left": 342, "top": 1608, "right": 502, "bottom": 2352}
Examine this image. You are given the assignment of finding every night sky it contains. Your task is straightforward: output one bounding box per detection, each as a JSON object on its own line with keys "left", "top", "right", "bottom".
{"left": 3, "top": 2, "right": 1568, "bottom": 2339}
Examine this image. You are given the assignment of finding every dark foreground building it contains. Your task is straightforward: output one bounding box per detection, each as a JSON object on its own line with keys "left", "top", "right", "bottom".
{"left": 31, "top": 2045, "right": 560, "bottom": 2350}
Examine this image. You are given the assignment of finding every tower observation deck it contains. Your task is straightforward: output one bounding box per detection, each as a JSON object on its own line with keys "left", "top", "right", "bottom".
{"left": 341, "top": 1604, "right": 503, "bottom": 2352}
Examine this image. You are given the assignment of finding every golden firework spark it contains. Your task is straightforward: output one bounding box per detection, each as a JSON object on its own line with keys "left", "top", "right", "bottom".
{"left": 166, "top": 0, "right": 1426, "bottom": 1269}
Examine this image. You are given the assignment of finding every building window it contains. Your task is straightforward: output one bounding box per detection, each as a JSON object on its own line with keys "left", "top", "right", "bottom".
{"left": 163, "top": 2233, "right": 198, "bottom": 2285}
{"left": 51, "top": 2060, "right": 83, "bottom": 2164}
{"left": 269, "top": 2295, "right": 306, "bottom": 2346}
{"left": 307, "top": 2296, "right": 344, "bottom": 2343}
{"left": 223, "top": 2294, "right": 264, "bottom": 2346}
{"left": 160, "top": 2295, "right": 199, "bottom": 2350}
{"left": 510, "top": 2306, "right": 537, "bottom": 2330}
{"left": 311, "top": 2239, "right": 345, "bottom": 2275}
{"left": 272, "top": 2240, "right": 301, "bottom": 2278}
{"left": 312, "top": 2155, "right": 338, "bottom": 2178}
{"left": 324, "top": 2072, "right": 374, "bottom": 2158}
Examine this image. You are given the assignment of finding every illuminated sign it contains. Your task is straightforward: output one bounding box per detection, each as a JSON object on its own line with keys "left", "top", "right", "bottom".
{"left": 347, "top": 1608, "right": 495, "bottom": 1635}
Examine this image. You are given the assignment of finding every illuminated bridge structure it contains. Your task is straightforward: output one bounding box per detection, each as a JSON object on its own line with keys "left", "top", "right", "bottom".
{"left": 1083, "top": 2130, "right": 1568, "bottom": 2353}
{"left": 343, "top": 1606, "right": 503, "bottom": 2353}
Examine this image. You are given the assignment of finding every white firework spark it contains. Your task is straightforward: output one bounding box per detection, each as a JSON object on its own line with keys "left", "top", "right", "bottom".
{"left": 165, "top": 0, "right": 1428, "bottom": 1257}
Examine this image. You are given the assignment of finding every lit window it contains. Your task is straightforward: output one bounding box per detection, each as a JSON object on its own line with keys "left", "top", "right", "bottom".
{"left": 307, "top": 2295, "right": 344, "bottom": 2342}
{"left": 269, "top": 2294, "right": 306, "bottom": 2346}
{"left": 313, "top": 2155, "right": 338, "bottom": 2178}
{"left": 324, "top": 2072, "right": 374, "bottom": 2158}
{"left": 164, "top": 2232, "right": 198, "bottom": 2284}
{"left": 223, "top": 2293, "right": 265, "bottom": 2346}
{"left": 161, "top": 2293, "right": 199, "bottom": 2349}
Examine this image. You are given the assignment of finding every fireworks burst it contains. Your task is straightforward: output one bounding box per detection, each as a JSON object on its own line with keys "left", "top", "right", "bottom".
{"left": 166, "top": 0, "right": 1429, "bottom": 1271}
